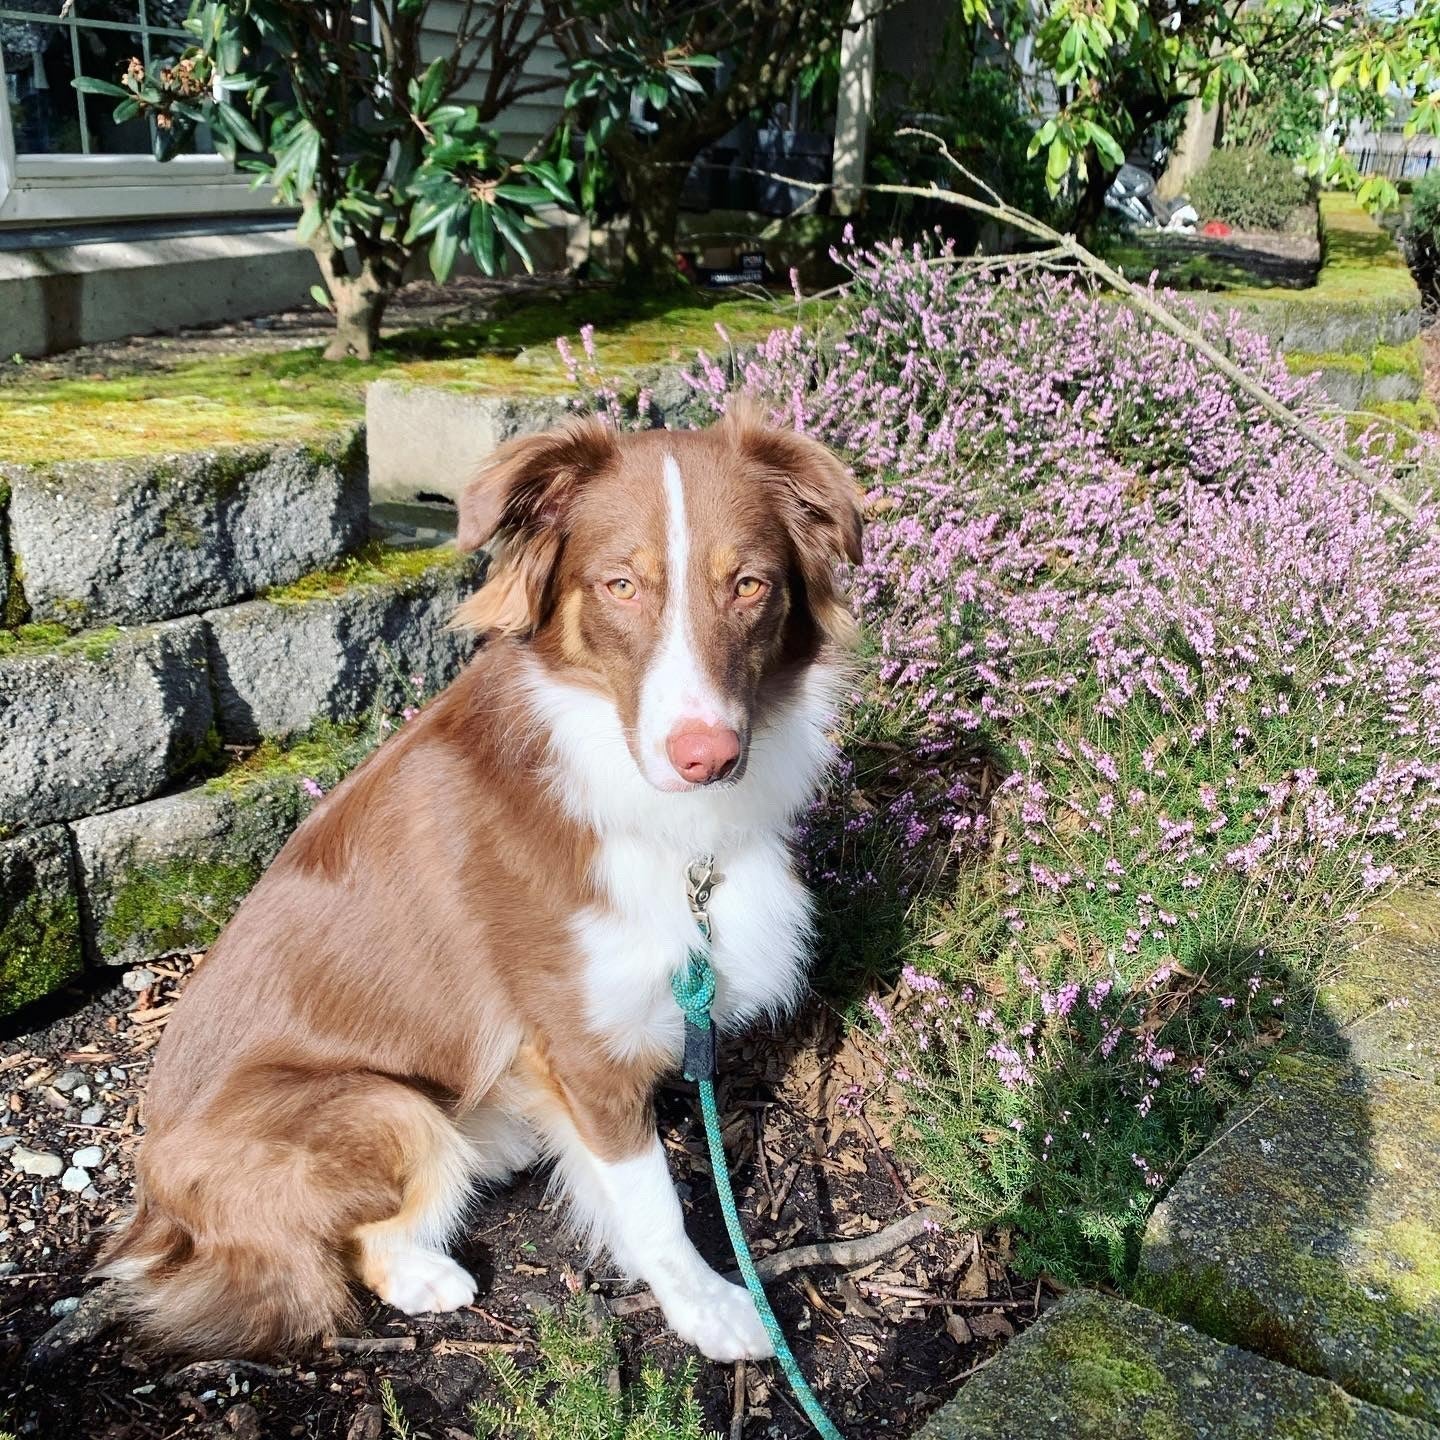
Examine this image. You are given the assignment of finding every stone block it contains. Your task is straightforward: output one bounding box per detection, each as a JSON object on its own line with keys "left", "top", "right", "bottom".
{"left": 0, "top": 618, "right": 213, "bottom": 831}
{"left": 366, "top": 380, "right": 567, "bottom": 504}
{"left": 2, "top": 430, "right": 368, "bottom": 627}
{"left": 1137, "top": 1052, "right": 1440, "bottom": 1423}
{"left": 204, "top": 547, "right": 482, "bottom": 743}
{"left": 913, "top": 1291, "right": 1436, "bottom": 1439}
{"left": 0, "top": 825, "right": 83, "bottom": 1016}
{"left": 71, "top": 775, "right": 312, "bottom": 968}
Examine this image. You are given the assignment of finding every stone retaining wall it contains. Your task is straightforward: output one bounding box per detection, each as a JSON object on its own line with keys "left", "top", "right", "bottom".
{"left": 0, "top": 429, "right": 480, "bottom": 1016}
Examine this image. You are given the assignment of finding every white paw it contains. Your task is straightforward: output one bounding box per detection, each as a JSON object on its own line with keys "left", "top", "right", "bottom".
{"left": 664, "top": 1277, "right": 775, "bottom": 1363}
{"left": 372, "top": 1248, "right": 477, "bottom": 1316}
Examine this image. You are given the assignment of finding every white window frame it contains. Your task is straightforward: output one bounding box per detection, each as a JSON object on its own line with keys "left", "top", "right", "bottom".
{"left": 0, "top": 3, "right": 277, "bottom": 225}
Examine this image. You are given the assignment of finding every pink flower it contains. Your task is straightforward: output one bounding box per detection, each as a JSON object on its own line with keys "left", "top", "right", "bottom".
{"left": 300, "top": 777, "right": 324, "bottom": 799}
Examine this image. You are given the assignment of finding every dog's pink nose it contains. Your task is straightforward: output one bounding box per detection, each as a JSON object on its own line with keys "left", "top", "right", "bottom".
{"left": 666, "top": 724, "right": 741, "bottom": 785}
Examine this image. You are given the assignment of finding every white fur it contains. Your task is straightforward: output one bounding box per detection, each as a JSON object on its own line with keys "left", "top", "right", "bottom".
{"left": 368, "top": 1244, "right": 478, "bottom": 1316}
{"left": 519, "top": 652, "right": 841, "bottom": 1358}
{"left": 548, "top": 1132, "right": 773, "bottom": 1362}
{"left": 635, "top": 454, "right": 742, "bottom": 790}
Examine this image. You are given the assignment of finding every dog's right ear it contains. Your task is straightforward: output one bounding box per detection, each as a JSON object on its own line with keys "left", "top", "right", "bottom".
{"left": 452, "top": 417, "right": 617, "bottom": 637}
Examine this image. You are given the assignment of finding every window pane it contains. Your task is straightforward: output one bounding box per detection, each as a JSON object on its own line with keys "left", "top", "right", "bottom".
{"left": 143, "top": 0, "right": 192, "bottom": 29}
{"left": 1, "top": 15, "right": 83, "bottom": 154}
{"left": 75, "top": 23, "right": 149, "bottom": 151}
{"left": 74, "top": 1, "right": 142, "bottom": 22}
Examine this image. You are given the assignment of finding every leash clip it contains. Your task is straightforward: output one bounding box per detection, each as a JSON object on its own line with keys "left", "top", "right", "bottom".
{"left": 685, "top": 853, "right": 715, "bottom": 942}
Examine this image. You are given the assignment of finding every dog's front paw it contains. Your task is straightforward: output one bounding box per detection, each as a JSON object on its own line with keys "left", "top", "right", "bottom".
{"left": 665, "top": 1276, "right": 774, "bottom": 1363}
{"left": 373, "top": 1248, "right": 477, "bottom": 1316}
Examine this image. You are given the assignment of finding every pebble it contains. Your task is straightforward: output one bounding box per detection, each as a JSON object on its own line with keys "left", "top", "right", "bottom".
{"left": 49, "top": 1296, "right": 81, "bottom": 1317}
{"left": 80, "top": 1106, "right": 105, "bottom": 1126}
{"left": 0, "top": 1261, "right": 14, "bottom": 1277}
{"left": 81, "top": 1185, "right": 99, "bottom": 1201}
{"left": 52, "top": 1070, "right": 86, "bottom": 1094}
{"left": 72, "top": 1145, "right": 104, "bottom": 1168}
{"left": 72, "top": 1084, "right": 92, "bottom": 1105}
{"left": 102, "top": 1165, "right": 120, "bottom": 1180}
{"left": 0, "top": 1136, "right": 17, "bottom": 1153}
{"left": 61, "top": 1167, "right": 90, "bottom": 1193}
{"left": 18, "top": 1220, "right": 35, "bottom": 1233}
{"left": 10, "top": 1145, "right": 64, "bottom": 1178}
{"left": 122, "top": 968, "right": 157, "bottom": 992}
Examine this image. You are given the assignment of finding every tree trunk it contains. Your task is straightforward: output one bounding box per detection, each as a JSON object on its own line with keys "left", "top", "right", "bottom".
{"left": 324, "top": 276, "right": 390, "bottom": 361}
{"left": 1072, "top": 157, "right": 1112, "bottom": 246}
{"left": 618, "top": 151, "right": 688, "bottom": 288}
{"left": 307, "top": 234, "right": 396, "bottom": 362}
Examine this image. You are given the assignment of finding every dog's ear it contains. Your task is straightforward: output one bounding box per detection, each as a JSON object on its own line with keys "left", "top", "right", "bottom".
{"left": 722, "top": 400, "right": 863, "bottom": 645}
{"left": 452, "top": 417, "right": 617, "bottom": 636}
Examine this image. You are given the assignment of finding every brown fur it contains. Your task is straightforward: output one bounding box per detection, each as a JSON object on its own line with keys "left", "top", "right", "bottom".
{"left": 99, "top": 412, "right": 862, "bottom": 1356}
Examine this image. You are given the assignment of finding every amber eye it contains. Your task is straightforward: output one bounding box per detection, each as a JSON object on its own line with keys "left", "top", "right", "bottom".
{"left": 606, "top": 577, "right": 637, "bottom": 600}
{"left": 735, "top": 576, "right": 765, "bottom": 601}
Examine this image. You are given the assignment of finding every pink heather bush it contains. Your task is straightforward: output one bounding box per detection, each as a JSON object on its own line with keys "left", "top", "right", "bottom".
{"left": 566, "top": 235, "right": 1440, "bottom": 1282}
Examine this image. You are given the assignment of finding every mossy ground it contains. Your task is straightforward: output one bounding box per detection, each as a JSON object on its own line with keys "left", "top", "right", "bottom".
{"left": 0, "top": 289, "right": 817, "bottom": 465}
{"left": 103, "top": 855, "right": 263, "bottom": 958}
{"left": 203, "top": 716, "right": 380, "bottom": 794}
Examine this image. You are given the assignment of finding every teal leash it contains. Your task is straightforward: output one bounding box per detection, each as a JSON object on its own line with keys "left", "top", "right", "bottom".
{"left": 672, "top": 858, "right": 845, "bottom": 1440}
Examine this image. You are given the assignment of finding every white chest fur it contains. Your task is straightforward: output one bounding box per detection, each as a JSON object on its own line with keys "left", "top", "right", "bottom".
{"left": 524, "top": 657, "right": 842, "bottom": 1063}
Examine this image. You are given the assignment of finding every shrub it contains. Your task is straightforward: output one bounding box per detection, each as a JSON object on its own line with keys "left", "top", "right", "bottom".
{"left": 566, "top": 238, "right": 1440, "bottom": 1286}
{"left": 1188, "top": 147, "right": 1311, "bottom": 229}
{"left": 1405, "top": 169, "right": 1440, "bottom": 301}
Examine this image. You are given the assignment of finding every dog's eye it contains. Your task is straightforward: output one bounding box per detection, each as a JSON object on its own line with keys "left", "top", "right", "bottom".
{"left": 734, "top": 576, "right": 766, "bottom": 601}
{"left": 606, "top": 577, "right": 638, "bottom": 600}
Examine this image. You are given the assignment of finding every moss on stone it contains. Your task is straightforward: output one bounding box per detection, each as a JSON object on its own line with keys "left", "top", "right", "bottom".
{"left": 103, "top": 855, "right": 261, "bottom": 956}
{"left": 3, "top": 549, "right": 28, "bottom": 630}
{"left": 0, "top": 881, "right": 81, "bottom": 1017}
{"left": 1285, "top": 350, "right": 1369, "bottom": 377}
{"left": 1372, "top": 339, "right": 1425, "bottom": 380}
{"left": 264, "top": 540, "right": 468, "bottom": 605}
{"left": 205, "top": 717, "right": 379, "bottom": 795}
{"left": 0, "top": 622, "right": 123, "bottom": 661}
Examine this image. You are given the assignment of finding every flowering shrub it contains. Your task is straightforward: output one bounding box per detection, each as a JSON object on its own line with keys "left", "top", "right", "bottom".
{"left": 567, "top": 236, "right": 1440, "bottom": 1283}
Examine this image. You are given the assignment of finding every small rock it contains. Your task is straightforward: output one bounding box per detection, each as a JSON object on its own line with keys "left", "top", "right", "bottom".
{"left": 225, "top": 1404, "right": 263, "bottom": 1439}
{"left": 51, "top": 1070, "right": 86, "bottom": 1094}
{"left": 49, "top": 1296, "right": 82, "bottom": 1317}
{"left": 61, "top": 1167, "right": 91, "bottom": 1193}
{"left": 346, "top": 1407, "right": 384, "bottom": 1440}
{"left": 0, "top": 1136, "right": 17, "bottom": 1153}
{"left": 80, "top": 1106, "right": 105, "bottom": 1126}
{"left": 72, "top": 1145, "right": 104, "bottom": 1169}
{"left": 81, "top": 1186, "right": 99, "bottom": 1201}
{"left": 11, "top": 1145, "right": 64, "bottom": 1178}
{"left": 122, "top": 968, "right": 157, "bottom": 992}
{"left": 102, "top": 1165, "right": 120, "bottom": 1180}
{"left": 520, "top": 1290, "right": 554, "bottom": 1316}
{"left": 0, "top": 1262, "right": 14, "bottom": 1277}
{"left": 18, "top": 1220, "right": 35, "bottom": 1233}
{"left": 72, "top": 1085, "right": 92, "bottom": 1105}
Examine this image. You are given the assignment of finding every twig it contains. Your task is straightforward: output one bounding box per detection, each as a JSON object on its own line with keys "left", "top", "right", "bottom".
{"left": 322, "top": 1334, "right": 416, "bottom": 1353}
{"left": 432, "top": 1337, "right": 525, "bottom": 1357}
{"left": 856, "top": 1112, "right": 908, "bottom": 1205}
{"left": 27, "top": 1281, "right": 128, "bottom": 1367}
{"left": 858, "top": 1282, "right": 1031, "bottom": 1309}
{"left": 609, "top": 1207, "right": 943, "bottom": 1317}
{"left": 730, "top": 1360, "right": 747, "bottom": 1440}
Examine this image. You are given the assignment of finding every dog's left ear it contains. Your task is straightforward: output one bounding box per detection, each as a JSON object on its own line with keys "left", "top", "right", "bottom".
{"left": 453, "top": 417, "right": 617, "bottom": 636}
{"left": 723, "top": 401, "right": 863, "bottom": 643}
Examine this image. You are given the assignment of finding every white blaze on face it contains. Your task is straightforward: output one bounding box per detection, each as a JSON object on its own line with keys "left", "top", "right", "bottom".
{"left": 635, "top": 454, "right": 738, "bottom": 790}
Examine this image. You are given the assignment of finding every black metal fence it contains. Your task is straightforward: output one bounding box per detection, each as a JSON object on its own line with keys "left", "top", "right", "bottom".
{"left": 1347, "top": 147, "right": 1438, "bottom": 180}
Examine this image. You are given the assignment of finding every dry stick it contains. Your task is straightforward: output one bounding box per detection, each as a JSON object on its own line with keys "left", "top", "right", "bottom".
{"left": 730, "top": 1360, "right": 748, "bottom": 1440}
{"left": 608, "top": 1206, "right": 943, "bottom": 1318}
{"left": 731, "top": 135, "right": 1435, "bottom": 536}
{"left": 321, "top": 1334, "right": 416, "bottom": 1353}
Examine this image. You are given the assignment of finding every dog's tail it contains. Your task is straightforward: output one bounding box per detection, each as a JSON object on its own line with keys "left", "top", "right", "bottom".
{"left": 96, "top": 1194, "right": 355, "bottom": 1357}
{"left": 95, "top": 1070, "right": 461, "bottom": 1357}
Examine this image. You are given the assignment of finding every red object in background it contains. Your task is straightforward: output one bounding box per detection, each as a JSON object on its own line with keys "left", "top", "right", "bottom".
{"left": 1201, "top": 220, "right": 1233, "bottom": 238}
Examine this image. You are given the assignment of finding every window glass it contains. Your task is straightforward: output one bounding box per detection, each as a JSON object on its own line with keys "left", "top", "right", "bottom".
{"left": 2, "top": 16, "right": 82, "bottom": 154}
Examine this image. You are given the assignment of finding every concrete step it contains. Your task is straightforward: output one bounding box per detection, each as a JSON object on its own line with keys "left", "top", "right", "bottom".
{"left": 914, "top": 1291, "right": 1435, "bottom": 1439}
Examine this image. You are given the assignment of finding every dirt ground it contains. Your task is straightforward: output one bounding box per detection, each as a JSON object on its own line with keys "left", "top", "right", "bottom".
{"left": 1, "top": 960, "right": 1046, "bottom": 1440}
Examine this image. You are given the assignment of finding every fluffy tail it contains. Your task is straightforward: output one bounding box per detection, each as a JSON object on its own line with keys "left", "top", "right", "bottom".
{"left": 96, "top": 1198, "right": 355, "bottom": 1357}
{"left": 95, "top": 1069, "right": 462, "bottom": 1357}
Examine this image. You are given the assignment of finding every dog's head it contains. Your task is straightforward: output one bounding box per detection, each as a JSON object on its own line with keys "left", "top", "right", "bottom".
{"left": 454, "top": 404, "right": 862, "bottom": 793}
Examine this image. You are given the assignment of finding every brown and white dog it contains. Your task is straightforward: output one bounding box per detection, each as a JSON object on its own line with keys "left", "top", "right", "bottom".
{"left": 98, "top": 405, "right": 862, "bottom": 1362}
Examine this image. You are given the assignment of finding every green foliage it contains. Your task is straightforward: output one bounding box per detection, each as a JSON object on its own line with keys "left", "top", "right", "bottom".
{"left": 0, "top": 624, "right": 124, "bottom": 662}
{"left": 1405, "top": 170, "right": 1440, "bottom": 302}
{"left": 1188, "top": 148, "right": 1310, "bottom": 231}
{"left": 472, "top": 1300, "right": 715, "bottom": 1440}
{"left": 0, "top": 878, "right": 82, "bottom": 1018}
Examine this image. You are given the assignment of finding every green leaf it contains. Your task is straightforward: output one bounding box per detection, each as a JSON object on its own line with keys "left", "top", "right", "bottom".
{"left": 469, "top": 202, "right": 498, "bottom": 275}
{"left": 416, "top": 57, "right": 448, "bottom": 117}
{"left": 218, "top": 100, "right": 263, "bottom": 151}
{"left": 493, "top": 182, "right": 552, "bottom": 207}
{"left": 1090, "top": 125, "right": 1125, "bottom": 168}
{"left": 309, "top": 284, "right": 334, "bottom": 311}
{"left": 296, "top": 201, "right": 324, "bottom": 243}
{"left": 490, "top": 203, "right": 535, "bottom": 274}
{"left": 72, "top": 76, "right": 131, "bottom": 99}
{"left": 430, "top": 212, "right": 460, "bottom": 282}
